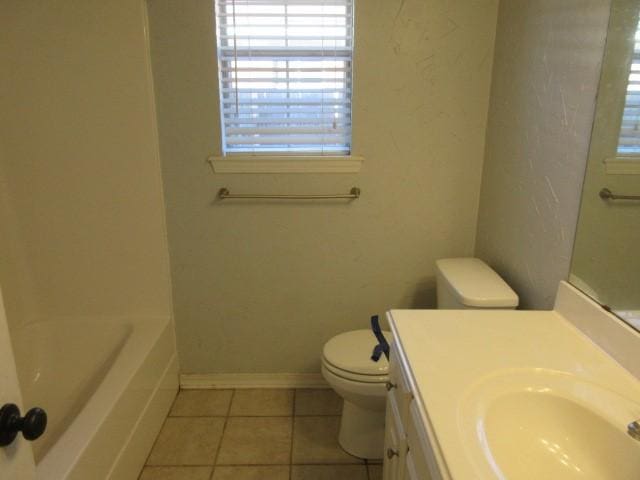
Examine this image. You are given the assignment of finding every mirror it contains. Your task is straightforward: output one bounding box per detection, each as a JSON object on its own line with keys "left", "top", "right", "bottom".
{"left": 571, "top": 0, "right": 640, "bottom": 330}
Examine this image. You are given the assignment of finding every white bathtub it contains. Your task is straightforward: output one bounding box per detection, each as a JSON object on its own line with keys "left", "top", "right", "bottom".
{"left": 11, "top": 317, "right": 178, "bottom": 480}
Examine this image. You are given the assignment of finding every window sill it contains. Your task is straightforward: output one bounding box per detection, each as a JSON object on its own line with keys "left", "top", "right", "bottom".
{"left": 208, "top": 155, "right": 363, "bottom": 174}
{"left": 605, "top": 157, "right": 640, "bottom": 175}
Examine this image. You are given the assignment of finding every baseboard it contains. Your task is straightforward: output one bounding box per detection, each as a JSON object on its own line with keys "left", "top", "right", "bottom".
{"left": 180, "top": 373, "right": 328, "bottom": 389}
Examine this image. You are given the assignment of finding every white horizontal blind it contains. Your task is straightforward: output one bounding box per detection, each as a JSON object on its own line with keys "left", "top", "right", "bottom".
{"left": 215, "top": 0, "right": 353, "bottom": 155}
{"left": 618, "top": 20, "right": 640, "bottom": 155}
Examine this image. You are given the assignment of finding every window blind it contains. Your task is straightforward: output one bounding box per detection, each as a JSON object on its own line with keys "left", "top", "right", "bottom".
{"left": 215, "top": 0, "right": 354, "bottom": 155}
{"left": 618, "top": 20, "right": 640, "bottom": 155}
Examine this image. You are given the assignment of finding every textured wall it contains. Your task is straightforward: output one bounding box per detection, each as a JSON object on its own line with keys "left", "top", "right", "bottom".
{"left": 475, "top": 0, "right": 611, "bottom": 309}
{"left": 147, "top": 0, "right": 499, "bottom": 373}
{"left": 0, "top": 1, "right": 173, "bottom": 326}
{"left": 572, "top": 0, "right": 640, "bottom": 313}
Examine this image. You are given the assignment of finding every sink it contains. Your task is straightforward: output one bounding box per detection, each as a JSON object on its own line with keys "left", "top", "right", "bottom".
{"left": 459, "top": 370, "right": 640, "bottom": 479}
{"left": 485, "top": 391, "right": 639, "bottom": 478}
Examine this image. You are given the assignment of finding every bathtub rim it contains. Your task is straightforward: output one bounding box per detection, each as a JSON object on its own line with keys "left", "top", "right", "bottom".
{"left": 35, "top": 315, "right": 173, "bottom": 479}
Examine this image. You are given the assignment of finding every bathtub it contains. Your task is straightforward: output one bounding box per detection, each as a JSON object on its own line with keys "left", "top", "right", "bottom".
{"left": 11, "top": 317, "right": 178, "bottom": 480}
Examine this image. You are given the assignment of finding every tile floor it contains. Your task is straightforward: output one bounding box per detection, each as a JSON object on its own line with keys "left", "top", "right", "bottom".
{"left": 140, "top": 388, "right": 383, "bottom": 480}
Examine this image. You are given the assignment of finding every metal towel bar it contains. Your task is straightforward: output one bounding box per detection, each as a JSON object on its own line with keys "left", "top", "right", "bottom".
{"left": 218, "top": 187, "right": 360, "bottom": 200}
{"left": 599, "top": 188, "right": 640, "bottom": 201}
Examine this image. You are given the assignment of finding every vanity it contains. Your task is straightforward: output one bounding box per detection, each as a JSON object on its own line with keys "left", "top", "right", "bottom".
{"left": 382, "top": 282, "right": 640, "bottom": 480}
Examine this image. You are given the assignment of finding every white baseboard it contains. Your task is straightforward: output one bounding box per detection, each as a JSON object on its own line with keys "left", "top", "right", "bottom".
{"left": 180, "top": 373, "right": 328, "bottom": 389}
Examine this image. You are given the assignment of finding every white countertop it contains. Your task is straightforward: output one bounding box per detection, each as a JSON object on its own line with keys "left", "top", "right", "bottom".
{"left": 388, "top": 308, "right": 640, "bottom": 479}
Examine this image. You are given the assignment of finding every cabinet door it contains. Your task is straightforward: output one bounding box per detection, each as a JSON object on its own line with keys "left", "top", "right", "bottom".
{"left": 383, "top": 394, "right": 408, "bottom": 480}
{"left": 382, "top": 403, "right": 398, "bottom": 480}
{"left": 382, "top": 398, "right": 399, "bottom": 480}
{"left": 389, "top": 344, "right": 413, "bottom": 426}
{"left": 404, "top": 451, "right": 423, "bottom": 480}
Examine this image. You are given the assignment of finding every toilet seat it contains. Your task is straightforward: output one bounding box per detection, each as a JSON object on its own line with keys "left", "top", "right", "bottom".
{"left": 322, "top": 329, "right": 390, "bottom": 383}
{"left": 322, "top": 357, "right": 388, "bottom": 383}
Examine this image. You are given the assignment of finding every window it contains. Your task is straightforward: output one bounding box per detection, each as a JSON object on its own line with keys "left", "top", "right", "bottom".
{"left": 617, "top": 17, "right": 640, "bottom": 156}
{"left": 214, "top": 0, "right": 354, "bottom": 156}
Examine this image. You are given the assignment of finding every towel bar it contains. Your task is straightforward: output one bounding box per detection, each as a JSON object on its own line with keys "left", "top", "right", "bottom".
{"left": 599, "top": 188, "right": 640, "bottom": 201}
{"left": 218, "top": 187, "right": 360, "bottom": 200}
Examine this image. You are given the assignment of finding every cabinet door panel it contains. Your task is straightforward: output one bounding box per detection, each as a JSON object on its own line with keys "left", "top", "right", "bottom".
{"left": 382, "top": 398, "right": 399, "bottom": 480}
{"left": 383, "top": 393, "right": 409, "bottom": 480}
{"left": 389, "top": 344, "right": 413, "bottom": 426}
{"left": 404, "top": 451, "right": 425, "bottom": 480}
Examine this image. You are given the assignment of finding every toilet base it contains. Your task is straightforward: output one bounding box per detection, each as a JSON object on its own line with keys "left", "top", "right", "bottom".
{"left": 338, "top": 400, "right": 385, "bottom": 460}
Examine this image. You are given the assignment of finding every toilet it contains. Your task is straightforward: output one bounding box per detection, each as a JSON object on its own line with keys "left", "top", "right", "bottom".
{"left": 321, "top": 257, "right": 519, "bottom": 459}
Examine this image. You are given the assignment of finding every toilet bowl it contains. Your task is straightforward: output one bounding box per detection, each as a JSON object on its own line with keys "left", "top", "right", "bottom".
{"left": 321, "top": 329, "right": 389, "bottom": 459}
{"left": 321, "top": 257, "right": 519, "bottom": 460}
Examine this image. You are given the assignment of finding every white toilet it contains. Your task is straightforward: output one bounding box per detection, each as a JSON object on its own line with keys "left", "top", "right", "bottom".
{"left": 321, "top": 257, "right": 519, "bottom": 459}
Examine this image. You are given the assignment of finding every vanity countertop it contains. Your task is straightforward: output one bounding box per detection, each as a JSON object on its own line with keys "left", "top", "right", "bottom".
{"left": 387, "top": 308, "right": 640, "bottom": 479}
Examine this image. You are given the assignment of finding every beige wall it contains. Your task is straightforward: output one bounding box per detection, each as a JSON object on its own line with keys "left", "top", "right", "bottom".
{"left": 0, "top": 1, "right": 173, "bottom": 326}
{"left": 0, "top": 163, "right": 37, "bottom": 326}
{"left": 1, "top": 0, "right": 615, "bottom": 378}
{"left": 572, "top": 0, "right": 640, "bottom": 312}
{"left": 475, "top": 0, "right": 611, "bottom": 309}
{"left": 147, "top": 0, "right": 499, "bottom": 373}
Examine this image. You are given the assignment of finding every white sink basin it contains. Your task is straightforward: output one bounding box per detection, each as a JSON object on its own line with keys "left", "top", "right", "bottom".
{"left": 486, "top": 392, "right": 639, "bottom": 479}
{"left": 459, "top": 370, "right": 640, "bottom": 479}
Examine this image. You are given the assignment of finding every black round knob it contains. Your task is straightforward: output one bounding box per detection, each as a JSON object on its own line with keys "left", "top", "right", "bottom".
{"left": 0, "top": 403, "right": 47, "bottom": 447}
{"left": 21, "top": 407, "right": 47, "bottom": 441}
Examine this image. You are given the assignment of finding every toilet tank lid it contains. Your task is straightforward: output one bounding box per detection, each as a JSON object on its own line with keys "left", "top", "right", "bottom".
{"left": 436, "top": 258, "right": 519, "bottom": 308}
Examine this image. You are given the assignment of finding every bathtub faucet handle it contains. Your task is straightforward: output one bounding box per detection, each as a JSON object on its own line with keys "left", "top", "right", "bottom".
{"left": 0, "top": 403, "right": 47, "bottom": 447}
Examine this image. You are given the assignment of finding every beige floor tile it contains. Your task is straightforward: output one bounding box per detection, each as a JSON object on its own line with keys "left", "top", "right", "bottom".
{"left": 216, "top": 417, "right": 292, "bottom": 465}
{"left": 139, "top": 466, "right": 212, "bottom": 480}
{"left": 292, "top": 416, "right": 362, "bottom": 464}
{"left": 147, "top": 417, "right": 225, "bottom": 466}
{"left": 291, "top": 465, "right": 368, "bottom": 480}
{"left": 229, "top": 389, "right": 294, "bottom": 416}
{"left": 170, "top": 390, "right": 233, "bottom": 417}
{"left": 367, "top": 464, "right": 383, "bottom": 480}
{"left": 212, "top": 465, "right": 290, "bottom": 480}
{"left": 295, "top": 389, "right": 342, "bottom": 416}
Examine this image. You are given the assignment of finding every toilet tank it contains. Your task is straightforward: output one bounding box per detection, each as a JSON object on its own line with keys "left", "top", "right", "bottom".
{"left": 435, "top": 258, "right": 519, "bottom": 309}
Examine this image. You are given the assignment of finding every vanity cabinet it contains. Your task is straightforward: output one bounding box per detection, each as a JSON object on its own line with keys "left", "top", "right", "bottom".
{"left": 385, "top": 294, "right": 640, "bottom": 480}
{"left": 383, "top": 344, "right": 444, "bottom": 480}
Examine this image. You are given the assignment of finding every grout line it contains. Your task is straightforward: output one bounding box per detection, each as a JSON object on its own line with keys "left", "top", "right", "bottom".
{"left": 170, "top": 413, "right": 342, "bottom": 418}
{"left": 149, "top": 462, "right": 365, "bottom": 467}
{"left": 292, "top": 412, "right": 343, "bottom": 417}
{"left": 228, "top": 413, "right": 296, "bottom": 417}
{"left": 139, "top": 389, "right": 180, "bottom": 476}
{"left": 289, "top": 389, "right": 296, "bottom": 480}
{"left": 168, "top": 415, "right": 230, "bottom": 418}
{"left": 177, "top": 413, "right": 342, "bottom": 420}
{"left": 144, "top": 388, "right": 358, "bottom": 478}
{"left": 209, "top": 388, "right": 236, "bottom": 479}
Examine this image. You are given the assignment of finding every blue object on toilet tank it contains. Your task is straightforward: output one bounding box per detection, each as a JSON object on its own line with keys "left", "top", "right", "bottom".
{"left": 370, "top": 315, "right": 389, "bottom": 362}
